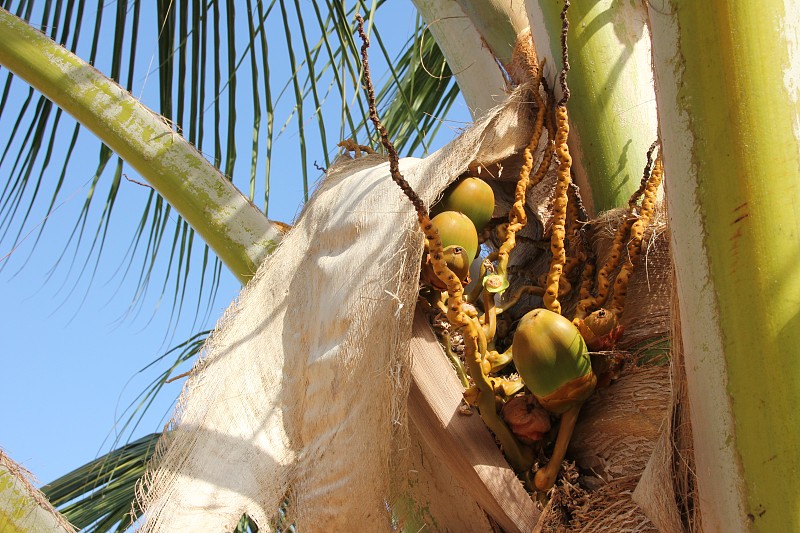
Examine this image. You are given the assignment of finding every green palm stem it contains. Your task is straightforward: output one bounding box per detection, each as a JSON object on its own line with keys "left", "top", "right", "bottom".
{"left": 463, "top": 316, "right": 534, "bottom": 474}
{"left": 451, "top": 0, "right": 529, "bottom": 67}
{"left": 650, "top": 1, "right": 800, "bottom": 531}
{"left": 443, "top": 334, "right": 470, "bottom": 388}
{"left": 527, "top": 0, "right": 658, "bottom": 214}
{"left": 1, "top": 451, "right": 75, "bottom": 533}
{"left": 0, "top": 8, "right": 282, "bottom": 284}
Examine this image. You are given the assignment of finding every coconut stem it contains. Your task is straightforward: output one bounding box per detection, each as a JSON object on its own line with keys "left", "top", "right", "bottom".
{"left": 444, "top": 335, "right": 470, "bottom": 388}
{"left": 484, "top": 346, "right": 514, "bottom": 374}
{"left": 534, "top": 404, "right": 581, "bottom": 492}
{"left": 496, "top": 285, "right": 545, "bottom": 315}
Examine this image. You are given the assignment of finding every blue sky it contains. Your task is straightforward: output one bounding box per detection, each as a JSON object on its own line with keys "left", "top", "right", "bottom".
{"left": 0, "top": 1, "right": 470, "bottom": 487}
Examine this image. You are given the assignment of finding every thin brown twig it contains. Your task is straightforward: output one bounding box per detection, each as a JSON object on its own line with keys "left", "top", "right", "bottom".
{"left": 125, "top": 174, "right": 153, "bottom": 189}
{"left": 558, "top": 0, "right": 571, "bottom": 107}
{"left": 628, "top": 140, "right": 659, "bottom": 208}
{"left": 355, "top": 14, "right": 427, "bottom": 219}
{"left": 165, "top": 370, "right": 192, "bottom": 383}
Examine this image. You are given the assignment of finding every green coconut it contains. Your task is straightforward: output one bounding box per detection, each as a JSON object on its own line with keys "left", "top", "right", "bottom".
{"left": 430, "top": 211, "right": 479, "bottom": 262}
{"left": 512, "top": 308, "right": 595, "bottom": 414}
{"left": 434, "top": 177, "right": 495, "bottom": 232}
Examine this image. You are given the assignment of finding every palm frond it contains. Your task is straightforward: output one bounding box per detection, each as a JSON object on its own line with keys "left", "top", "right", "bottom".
{"left": 39, "top": 327, "right": 209, "bottom": 533}
{"left": 378, "top": 15, "right": 460, "bottom": 154}
{"left": 113, "top": 330, "right": 209, "bottom": 446}
{"left": 0, "top": 1, "right": 462, "bottom": 335}
{"left": 41, "top": 433, "right": 159, "bottom": 532}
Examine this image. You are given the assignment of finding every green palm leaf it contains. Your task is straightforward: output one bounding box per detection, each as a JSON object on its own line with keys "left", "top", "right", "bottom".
{"left": 2, "top": 3, "right": 463, "bottom": 530}
{"left": 41, "top": 433, "right": 159, "bottom": 532}
{"left": 0, "top": 1, "right": 460, "bottom": 327}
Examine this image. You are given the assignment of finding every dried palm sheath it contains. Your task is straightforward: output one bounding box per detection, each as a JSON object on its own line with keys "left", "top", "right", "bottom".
{"left": 633, "top": 278, "right": 702, "bottom": 533}
{"left": 136, "top": 88, "right": 538, "bottom": 532}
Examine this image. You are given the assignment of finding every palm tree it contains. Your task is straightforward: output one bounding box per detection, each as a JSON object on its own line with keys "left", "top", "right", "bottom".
{"left": 2, "top": 0, "right": 799, "bottom": 531}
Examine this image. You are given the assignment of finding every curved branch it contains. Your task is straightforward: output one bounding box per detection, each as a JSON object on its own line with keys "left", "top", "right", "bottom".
{"left": 0, "top": 8, "right": 283, "bottom": 283}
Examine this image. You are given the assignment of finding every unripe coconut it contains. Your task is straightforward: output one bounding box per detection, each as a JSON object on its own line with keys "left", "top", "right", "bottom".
{"left": 578, "top": 308, "right": 624, "bottom": 351}
{"left": 441, "top": 245, "right": 472, "bottom": 283}
{"left": 434, "top": 177, "right": 495, "bottom": 232}
{"left": 512, "top": 308, "right": 595, "bottom": 414}
{"left": 420, "top": 211, "right": 479, "bottom": 289}
{"left": 430, "top": 211, "right": 478, "bottom": 262}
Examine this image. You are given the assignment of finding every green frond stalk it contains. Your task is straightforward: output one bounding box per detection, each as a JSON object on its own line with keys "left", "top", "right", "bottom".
{"left": 0, "top": 8, "right": 281, "bottom": 283}
{"left": 528, "top": 0, "right": 658, "bottom": 213}
{"left": 1, "top": 450, "right": 75, "bottom": 533}
{"left": 650, "top": 1, "right": 800, "bottom": 530}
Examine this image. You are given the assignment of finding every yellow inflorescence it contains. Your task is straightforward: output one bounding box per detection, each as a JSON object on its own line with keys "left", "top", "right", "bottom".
{"left": 577, "top": 260, "right": 595, "bottom": 305}
{"left": 562, "top": 184, "right": 585, "bottom": 281}
{"left": 573, "top": 215, "right": 634, "bottom": 320}
{"left": 530, "top": 91, "right": 557, "bottom": 190}
{"left": 609, "top": 152, "right": 663, "bottom": 315}
{"left": 494, "top": 79, "right": 547, "bottom": 285}
{"left": 543, "top": 105, "right": 572, "bottom": 315}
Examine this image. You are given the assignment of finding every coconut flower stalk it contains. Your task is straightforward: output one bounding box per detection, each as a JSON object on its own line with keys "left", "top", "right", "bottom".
{"left": 485, "top": 73, "right": 548, "bottom": 295}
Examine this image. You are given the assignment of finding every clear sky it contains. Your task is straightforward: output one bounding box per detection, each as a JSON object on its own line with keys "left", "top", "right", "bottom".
{"left": 0, "top": 1, "right": 471, "bottom": 487}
